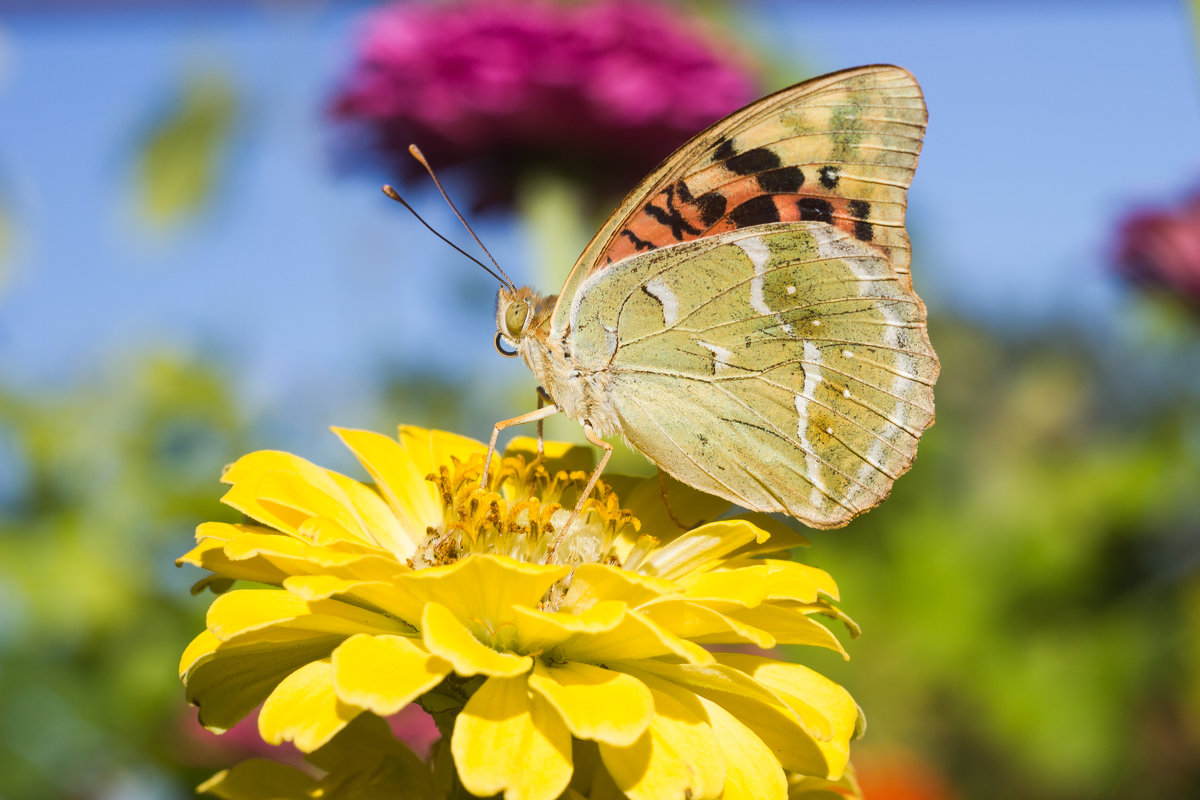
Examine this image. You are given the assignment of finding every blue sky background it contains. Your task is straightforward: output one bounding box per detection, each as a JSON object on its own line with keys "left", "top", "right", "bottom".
{"left": 0, "top": 1, "right": 1197, "bottom": 448}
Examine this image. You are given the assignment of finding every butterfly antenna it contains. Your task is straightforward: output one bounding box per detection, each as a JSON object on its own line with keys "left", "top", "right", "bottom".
{"left": 408, "top": 144, "right": 517, "bottom": 290}
{"left": 380, "top": 184, "right": 514, "bottom": 290}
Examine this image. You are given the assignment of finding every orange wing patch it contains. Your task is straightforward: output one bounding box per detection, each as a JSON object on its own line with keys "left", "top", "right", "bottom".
{"left": 602, "top": 144, "right": 894, "bottom": 267}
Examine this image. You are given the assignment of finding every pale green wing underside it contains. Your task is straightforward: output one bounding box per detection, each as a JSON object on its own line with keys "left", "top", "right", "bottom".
{"left": 566, "top": 222, "right": 938, "bottom": 528}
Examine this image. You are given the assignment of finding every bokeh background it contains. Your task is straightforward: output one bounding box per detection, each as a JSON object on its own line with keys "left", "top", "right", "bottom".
{"left": 2, "top": 1, "right": 1200, "bottom": 798}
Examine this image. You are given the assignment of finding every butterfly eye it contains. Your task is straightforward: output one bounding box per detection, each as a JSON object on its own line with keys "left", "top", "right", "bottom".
{"left": 505, "top": 301, "right": 530, "bottom": 336}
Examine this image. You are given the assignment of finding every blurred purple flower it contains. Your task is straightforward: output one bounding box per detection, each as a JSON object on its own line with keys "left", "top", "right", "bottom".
{"left": 329, "top": 0, "right": 759, "bottom": 207}
{"left": 1114, "top": 187, "right": 1200, "bottom": 311}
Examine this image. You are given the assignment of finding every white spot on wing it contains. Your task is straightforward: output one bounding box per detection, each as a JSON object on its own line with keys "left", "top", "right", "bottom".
{"left": 602, "top": 323, "right": 617, "bottom": 357}
{"left": 698, "top": 340, "right": 733, "bottom": 375}
{"left": 738, "top": 236, "right": 794, "bottom": 335}
{"left": 643, "top": 277, "right": 679, "bottom": 326}
{"left": 794, "top": 340, "right": 827, "bottom": 506}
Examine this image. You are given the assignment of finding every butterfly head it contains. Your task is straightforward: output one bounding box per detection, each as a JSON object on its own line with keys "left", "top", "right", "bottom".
{"left": 495, "top": 286, "right": 554, "bottom": 358}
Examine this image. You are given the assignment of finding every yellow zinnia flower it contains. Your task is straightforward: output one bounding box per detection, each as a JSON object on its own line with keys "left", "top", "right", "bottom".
{"left": 180, "top": 426, "right": 862, "bottom": 800}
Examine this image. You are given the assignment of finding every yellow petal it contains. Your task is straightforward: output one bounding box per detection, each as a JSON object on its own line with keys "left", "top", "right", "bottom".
{"left": 451, "top": 675, "right": 573, "bottom": 800}
{"left": 401, "top": 554, "right": 570, "bottom": 642}
{"left": 282, "top": 575, "right": 423, "bottom": 626}
{"left": 220, "top": 479, "right": 304, "bottom": 535}
{"left": 258, "top": 659, "right": 361, "bottom": 752}
{"left": 192, "top": 521, "right": 276, "bottom": 544}
{"left": 510, "top": 600, "right": 625, "bottom": 653}
{"left": 699, "top": 698, "right": 786, "bottom": 800}
{"left": 637, "top": 599, "right": 775, "bottom": 648}
{"left": 222, "top": 531, "right": 369, "bottom": 570}
{"left": 717, "top": 653, "right": 860, "bottom": 778}
{"left": 528, "top": 661, "right": 653, "bottom": 746}
{"left": 205, "top": 590, "right": 310, "bottom": 639}
{"left": 397, "top": 424, "right": 487, "bottom": 478}
{"left": 598, "top": 678, "right": 725, "bottom": 800}
{"left": 562, "top": 563, "right": 675, "bottom": 611}
{"left": 180, "top": 629, "right": 221, "bottom": 677}
{"left": 678, "top": 566, "right": 769, "bottom": 606}
{"left": 252, "top": 470, "right": 372, "bottom": 546}
{"left": 627, "top": 660, "right": 831, "bottom": 777}
{"left": 177, "top": 538, "right": 287, "bottom": 587}
{"left": 197, "top": 758, "right": 318, "bottom": 799}
{"left": 333, "top": 426, "right": 440, "bottom": 539}
{"left": 183, "top": 631, "right": 342, "bottom": 732}
{"left": 331, "top": 633, "right": 451, "bottom": 716}
{"left": 221, "top": 451, "right": 364, "bottom": 537}
{"left": 547, "top": 604, "right": 713, "bottom": 665}
{"left": 325, "top": 470, "right": 414, "bottom": 557}
{"left": 421, "top": 601, "right": 531, "bottom": 677}
{"left": 760, "top": 560, "right": 840, "bottom": 603}
{"left": 206, "top": 589, "right": 407, "bottom": 641}
{"left": 724, "top": 605, "right": 847, "bottom": 656}
{"left": 726, "top": 512, "right": 811, "bottom": 554}
{"left": 639, "top": 519, "right": 766, "bottom": 581}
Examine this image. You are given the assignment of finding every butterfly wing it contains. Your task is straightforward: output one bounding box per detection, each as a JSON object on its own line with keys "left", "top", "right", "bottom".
{"left": 565, "top": 223, "right": 937, "bottom": 528}
{"left": 553, "top": 63, "right": 926, "bottom": 329}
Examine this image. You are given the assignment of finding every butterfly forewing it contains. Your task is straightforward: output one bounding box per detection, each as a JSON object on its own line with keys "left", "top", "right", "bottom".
{"left": 555, "top": 64, "right": 926, "bottom": 327}
{"left": 567, "top": 224, "right": 937, "bottom": 528}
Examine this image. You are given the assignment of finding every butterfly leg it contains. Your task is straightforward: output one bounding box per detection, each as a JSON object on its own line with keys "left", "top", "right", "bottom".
{"left": 545, "top": 423, "right": 612, "bottom": 561}
{"left": 535, "top": 386, "right": 554, "bottom": 461}
{"left": 481, "top": 404, "right": 561, "bottom": 489}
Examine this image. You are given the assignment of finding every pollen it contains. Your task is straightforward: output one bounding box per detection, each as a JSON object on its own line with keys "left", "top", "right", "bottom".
{"left": 413, "top": 452, "right": 640, "bottom": 572}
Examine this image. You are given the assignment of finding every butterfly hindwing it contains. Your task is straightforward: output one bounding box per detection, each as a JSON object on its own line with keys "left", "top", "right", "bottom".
{"left": 565, "top": 223, "right": 937, "bottom": 527}
{"left": 554, "top": 64, "right": 926, "bottom": 330}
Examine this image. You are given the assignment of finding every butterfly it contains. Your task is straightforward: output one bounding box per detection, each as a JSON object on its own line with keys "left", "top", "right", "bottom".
{"left": 477, "top": 64, "right": 938, "bottom": 530}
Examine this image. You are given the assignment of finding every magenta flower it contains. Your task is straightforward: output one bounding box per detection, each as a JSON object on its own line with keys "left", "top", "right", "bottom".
{"left": 329, "top": 0, "right": 759, "bottom": 206}
{"left": 1114, "top": 187, "right": 1200, "bottom": 311}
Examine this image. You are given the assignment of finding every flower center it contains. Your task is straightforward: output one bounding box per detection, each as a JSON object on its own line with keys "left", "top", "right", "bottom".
{"left": 409, "top": 452, "right": 640, "bottom": 569}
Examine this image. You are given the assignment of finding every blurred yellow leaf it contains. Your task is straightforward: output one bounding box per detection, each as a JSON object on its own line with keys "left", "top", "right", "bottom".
{"left": 135, "top": 71, "right": 237, "bottom": 229}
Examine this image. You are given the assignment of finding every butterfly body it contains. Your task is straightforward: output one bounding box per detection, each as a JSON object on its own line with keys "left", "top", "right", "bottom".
{"left": 498, "top": 285, "right": 623, "bottom": 439}
{"left": 491, "top": 65, "right": 938, "bottom": 529}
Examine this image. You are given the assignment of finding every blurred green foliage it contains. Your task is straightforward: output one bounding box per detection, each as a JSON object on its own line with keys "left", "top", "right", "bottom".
{"left": 0, "top": 355, "right": 248, "bottom": 799}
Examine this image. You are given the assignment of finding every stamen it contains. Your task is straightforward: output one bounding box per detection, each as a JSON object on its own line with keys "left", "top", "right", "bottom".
{"left": 414, "top": 453, "right": 640, "bottom": 575}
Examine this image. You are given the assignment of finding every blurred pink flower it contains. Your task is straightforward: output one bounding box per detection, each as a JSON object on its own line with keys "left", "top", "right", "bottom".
{"left": 1114, "top": 187, "right": 1200, "bottom": 311}
{"left": 387, "top": 702, "right": 440, "bottom": 759}
{"left": 329, "top": 0, "right": 759, "bottom": 207}
{"left": 175, "top": 702, "right": 440, "bottom": 766}
{"left": 175, "top": 705, "right": 305, "bottom": 768}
